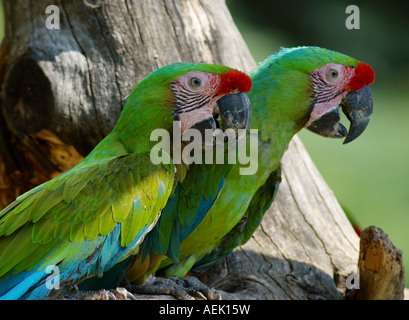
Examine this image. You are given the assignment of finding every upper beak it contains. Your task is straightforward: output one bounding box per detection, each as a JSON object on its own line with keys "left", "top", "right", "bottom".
{"left": 216, "top": 92, "right": 252, "bottom": 133}
{"left": 307, "top": 85, "right": 373, "bottom": 144}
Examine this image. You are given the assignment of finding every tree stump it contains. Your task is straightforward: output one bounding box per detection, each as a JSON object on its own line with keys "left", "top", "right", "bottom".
{"left": 0, "top": 0, "right": 403, "bottom": 299}
{"left": 347, "top": 226, "right": 405, "bottom": 300}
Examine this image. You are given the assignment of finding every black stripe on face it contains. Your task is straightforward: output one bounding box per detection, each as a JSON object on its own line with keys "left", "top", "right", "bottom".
{"left": 311, "top": 74, "right": 343, "bottom": 104}
{"left": 171, "top": 82, "right": 216, "bottom": 115}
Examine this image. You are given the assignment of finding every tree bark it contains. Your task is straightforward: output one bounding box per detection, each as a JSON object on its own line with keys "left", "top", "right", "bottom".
{"left": 0, "top": 0, "right": 402, "bottom": 299}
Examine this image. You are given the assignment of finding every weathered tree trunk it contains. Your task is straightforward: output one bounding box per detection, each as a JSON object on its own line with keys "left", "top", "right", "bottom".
{"left": 0, "top": 0, "right": 402, "bottom": 299}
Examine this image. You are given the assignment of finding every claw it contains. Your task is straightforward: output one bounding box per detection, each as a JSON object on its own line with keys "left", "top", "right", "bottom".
{"left": 61, "top": 287, "right": 137, "bottom": 300}
{"left": 171, "top": 276, "right": 222, "bottom": 300}
{"left": 113, "top": 287, "right": 137, "bottom": 300}
{"left": 129, "top": 276, "right": 221, "bottom": 300}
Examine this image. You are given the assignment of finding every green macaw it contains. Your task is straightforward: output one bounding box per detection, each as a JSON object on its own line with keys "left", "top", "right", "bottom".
{"left": 0, "top": 62, "right": 252, "bottom": 300}
{"left": 154, "top": 47, "right": 375, "bottom": 282}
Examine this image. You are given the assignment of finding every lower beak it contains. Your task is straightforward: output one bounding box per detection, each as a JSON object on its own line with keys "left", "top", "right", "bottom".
{"left": 306, "top": 108, "right": 347, "bottom": 139}
{"left": 307, "top": 85, "right": 373, "bottom": 144}
{"left": 187, "top": 116, "right": 217, "bottom": 137}
{"left": 187, "top": 92, "right": 252, "bottom": 148}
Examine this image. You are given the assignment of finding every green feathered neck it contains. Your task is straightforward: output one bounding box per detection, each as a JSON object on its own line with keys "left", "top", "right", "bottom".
{"left": 113, "top": 79, "right": 174, "bottom": 154}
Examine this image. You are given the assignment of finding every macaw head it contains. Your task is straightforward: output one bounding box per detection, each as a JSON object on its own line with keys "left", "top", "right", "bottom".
{"left": 250, "top": 46, "right": 375, "bottom": 144}
{"left": 115, "top": 63, "right": 252, "bottom": 153}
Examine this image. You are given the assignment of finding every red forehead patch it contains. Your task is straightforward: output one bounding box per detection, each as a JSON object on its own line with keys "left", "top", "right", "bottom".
{"left": 348, "top": 62, "right": 375, "bottom": 91}
{"left": 216, "top": 69, "right": 252, "bottom": 95}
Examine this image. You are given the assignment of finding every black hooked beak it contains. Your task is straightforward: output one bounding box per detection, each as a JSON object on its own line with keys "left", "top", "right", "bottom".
{"left": 216, "top": 92, "right": 252, "bottom": 133}
{"left": 307, "top": 85, "right": 373, "bottom": 144}
{"left": 186, "top": 92, "right": 252, "bottom": 148}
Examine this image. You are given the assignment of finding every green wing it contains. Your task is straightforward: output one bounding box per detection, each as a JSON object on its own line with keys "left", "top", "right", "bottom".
{"left": 0, "top": 153, "right": 174, "bottom": 299}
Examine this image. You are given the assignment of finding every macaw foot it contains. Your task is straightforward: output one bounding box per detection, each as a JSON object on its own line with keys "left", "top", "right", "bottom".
{"left": 62, "top": 287, "right": 137, "bottom": 300}
{"left": 129, "top": 276, "right": 221, "bottom": 300}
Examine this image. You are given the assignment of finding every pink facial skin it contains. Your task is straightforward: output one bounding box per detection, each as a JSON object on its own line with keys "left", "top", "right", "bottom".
{"left": 172, "top": 71, "right": 222, "bottom": 134}
{"left": 306, "top": 63, "right": 355, "bottom": 126}
{"left": 171, "top": 68, "right": 252, "bottom": 135}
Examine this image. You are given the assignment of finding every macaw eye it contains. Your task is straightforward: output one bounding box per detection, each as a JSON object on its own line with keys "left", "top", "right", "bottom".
{"left": 328, "top": 69, "right": 338, "bottom": 79}
{"left": 190, "top": 77, "right": 202, "bottom": 88}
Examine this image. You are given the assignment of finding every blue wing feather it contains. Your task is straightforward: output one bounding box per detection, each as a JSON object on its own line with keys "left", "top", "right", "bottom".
{"left": 0, "top": 222, "right": 153, "bottom": 299}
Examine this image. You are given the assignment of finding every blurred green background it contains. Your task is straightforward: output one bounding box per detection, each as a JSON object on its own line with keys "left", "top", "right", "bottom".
{"left": 226, "top": 0, "right": 409, "bottom": 286}
{"left": 0, "top": 1, "right": 407, "bottom": 286}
